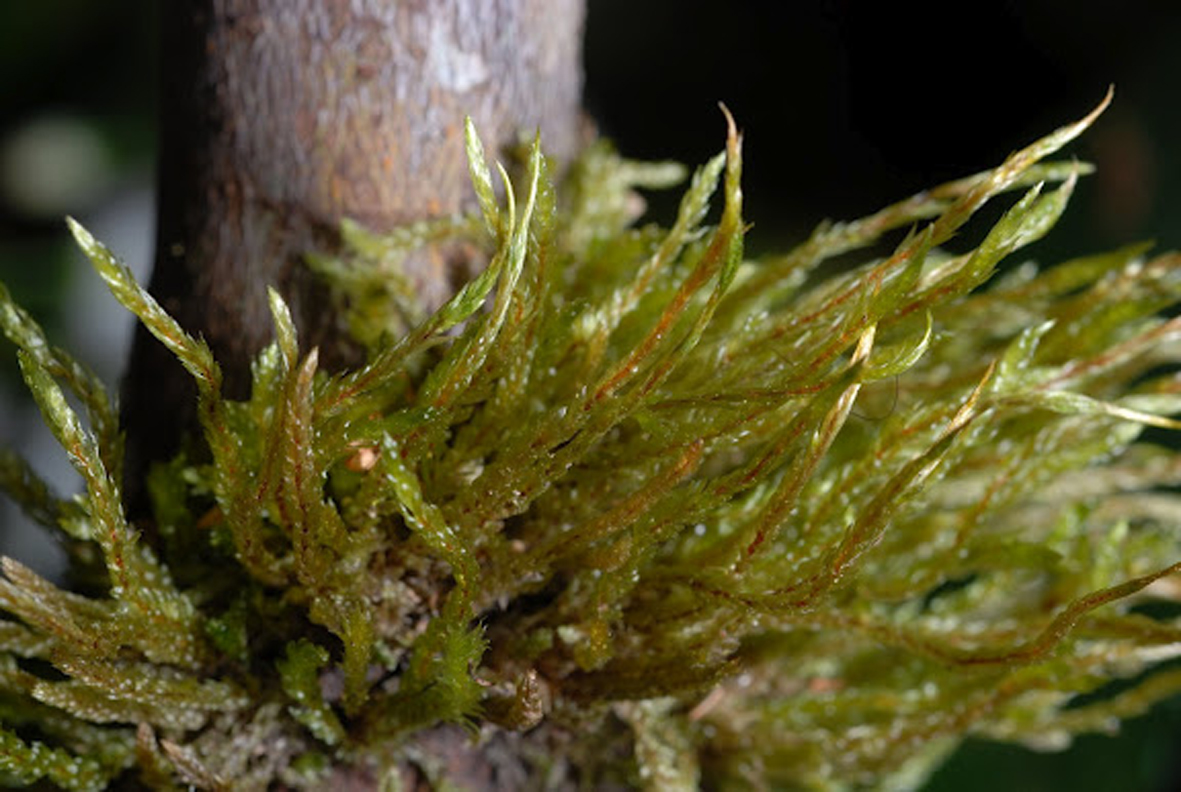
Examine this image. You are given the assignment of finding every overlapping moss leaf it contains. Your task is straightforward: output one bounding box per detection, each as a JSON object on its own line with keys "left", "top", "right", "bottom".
{"left": 3, "top": 90, "right": 1181, "bottom": 789}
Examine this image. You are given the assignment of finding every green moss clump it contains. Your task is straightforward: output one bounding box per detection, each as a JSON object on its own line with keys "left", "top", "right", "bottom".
{"left": 4, "top": 92, "right": 1181, "bottom": 790}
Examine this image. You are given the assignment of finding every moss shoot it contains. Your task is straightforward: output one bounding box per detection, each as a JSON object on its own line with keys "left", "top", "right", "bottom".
{"left": 4, "top": 93, "right": 1181, "bottom": 790}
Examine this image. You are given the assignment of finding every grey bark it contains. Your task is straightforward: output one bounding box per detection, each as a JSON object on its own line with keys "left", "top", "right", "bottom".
{"left": 124, "top": 0, "right": 584, "bottom": 509}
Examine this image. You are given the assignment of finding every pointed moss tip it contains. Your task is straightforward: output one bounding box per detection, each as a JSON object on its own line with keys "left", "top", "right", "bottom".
{"left": 64, "top": 215, "right": 89, "bottom": 246}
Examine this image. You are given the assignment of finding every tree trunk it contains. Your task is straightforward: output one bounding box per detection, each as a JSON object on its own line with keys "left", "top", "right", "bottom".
{"left": 122, "top": 5, "right": 584, "bottom": 784}
{"left": 123, "top": 0, "right": 585, "bottom": 511}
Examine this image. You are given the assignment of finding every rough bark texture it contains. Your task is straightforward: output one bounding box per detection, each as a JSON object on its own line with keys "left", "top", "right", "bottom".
{"left": 123, "top": 0, "right": 584, "bottom": 507}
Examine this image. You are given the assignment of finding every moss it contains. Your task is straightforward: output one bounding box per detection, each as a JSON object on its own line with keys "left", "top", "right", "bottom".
{"left": 4, "top": 92, "right": 1181, "bottom": 789}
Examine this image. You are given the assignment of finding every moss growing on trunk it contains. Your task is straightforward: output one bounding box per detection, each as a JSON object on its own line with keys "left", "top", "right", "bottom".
{"left": 4, "top": 93, "right": 1181, "bottom": 790}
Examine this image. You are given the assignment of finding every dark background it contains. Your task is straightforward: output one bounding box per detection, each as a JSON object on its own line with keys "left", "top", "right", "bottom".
{"left": 2, "top": 2, "right": 1181, "bottom": 789}
{"left": 585, "top": 1, "right": 1181, "bottom": 260}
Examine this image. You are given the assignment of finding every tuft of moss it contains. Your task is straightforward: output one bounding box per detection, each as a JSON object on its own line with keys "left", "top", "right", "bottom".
{"left": 5, "top": 91, "right": 1181, "bottom": 790}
